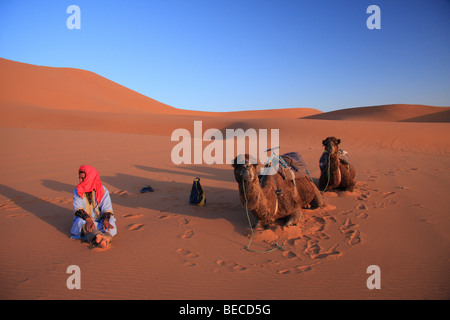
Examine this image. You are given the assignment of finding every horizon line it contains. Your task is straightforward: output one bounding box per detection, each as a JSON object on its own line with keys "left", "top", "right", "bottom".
{"left": 2, "top": 57, "right": 449, "bottom": 114}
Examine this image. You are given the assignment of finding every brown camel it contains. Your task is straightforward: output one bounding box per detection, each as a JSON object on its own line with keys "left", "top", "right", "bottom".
{"left": 232, "top": 154, "right": 324, "bottom": 228}
{"left": 318, "top": 137, "right": 356, "bottom": 192}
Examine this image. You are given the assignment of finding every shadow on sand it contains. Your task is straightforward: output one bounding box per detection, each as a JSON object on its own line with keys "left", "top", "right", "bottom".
{"left": 0, "top": 184, "right": 73, "bottom": 236}
{"left": 39, "top": 167, "right": 250, "bottom": 234}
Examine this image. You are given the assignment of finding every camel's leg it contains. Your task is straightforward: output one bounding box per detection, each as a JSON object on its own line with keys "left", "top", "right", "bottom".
{"left": 339, "top": 164, "right": 356, "bottom": 192}
{"left": 347, "top": 180, "right": 356, "bottom": 192}
{"left": 285, "top": 208, "right": 303, "bottom": 227}
{"left": 310, "top": 182, "right": 325, "bottom": 208}
{"left": 253, "top": 220, "right": 265, "bottom": 230}
{"left": 318, "top": 173, "right": 327, "bottom": 191}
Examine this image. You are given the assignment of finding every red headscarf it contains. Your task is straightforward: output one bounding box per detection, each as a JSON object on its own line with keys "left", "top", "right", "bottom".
{"left": 77, "top": 165, "right": 105, "bottom": 204}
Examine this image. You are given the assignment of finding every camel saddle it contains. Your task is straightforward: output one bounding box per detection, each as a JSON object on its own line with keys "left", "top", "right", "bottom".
{"left": 278, "top": 152, "right": 311, "bottom": 181}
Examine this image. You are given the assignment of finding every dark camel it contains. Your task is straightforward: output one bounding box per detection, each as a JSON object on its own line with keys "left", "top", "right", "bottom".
{"left": 232, "top": 154, "right": 323, "bottom": 228}
{"left": 318, "top": 137, "right": 356, "bottom": 192}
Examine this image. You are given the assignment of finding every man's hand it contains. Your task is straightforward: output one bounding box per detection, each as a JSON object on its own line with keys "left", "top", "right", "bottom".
{"left": 85, "top": 217, "right": 96, "bottom": 233}
{"left": 102, "top": 219, "right": 114, "bottom": 232}
{"left": 101, "top": 212, "right": 114, "bottom": 232}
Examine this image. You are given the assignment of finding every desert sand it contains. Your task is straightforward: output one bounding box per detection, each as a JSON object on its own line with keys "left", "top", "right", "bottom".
{"left": 0, "top": 58, "right": 449, "bottom": 300}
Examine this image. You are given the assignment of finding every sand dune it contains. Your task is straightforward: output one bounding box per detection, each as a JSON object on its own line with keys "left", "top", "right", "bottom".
{"left": 0, "top": 58, "right": 320, "bottom": 119}
{"left": 400, "top": 109, "right": 450, "bottom": 123}
{"left": 302, "top": 104, "right": 450, "bottom": 123}
{"left": 0, "top": 58, "right": 179, "bottom": 114}
{"left": 0, "top": 58, "right": 449, "bottom": 300}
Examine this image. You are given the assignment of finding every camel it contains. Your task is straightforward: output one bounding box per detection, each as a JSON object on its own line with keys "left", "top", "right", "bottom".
{"left": 232, "top": 154, "right": 324, "bottom": 228}
{"left": 318, "top": 137, "right": 356, "bottom": 192}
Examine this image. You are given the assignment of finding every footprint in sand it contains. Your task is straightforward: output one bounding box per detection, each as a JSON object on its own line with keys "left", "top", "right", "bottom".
{"left": 282, "top": 250, "right": 299, "bottom": 260}
{"left": 0, "top": 203, "right": 20, "bottom": 211}
{"left": 305, "top": 241, "right": 341, "bottom": 259}
{"left": 180, "top": 229, "right": 194, "bottom": 239}
{"left": 335, "top": 216, "right": 361, "bottom": 246}
{"left": 122, "top": 213, "right": 143, "bottom": 219}
{"left": 176, "top": 248, "right": 199, "bottom": 259}
{"left": 304, "top": 240, "right": 321, "bottom": 259}
{"left": 127, "top": 223, "right": 144, "bottom": 231}
{"left": 373, "top": 199, "right": 397, "bottom": 209}
{"left": 383, "top": 191, "right": 396, "bottom": 197}
{"left": 301, "top": 216, "right": 325, "bottom": 235}
{"left": 215, "top": 260, "right": 248, "bottom": 272}
{"left": 373, "top": 202, "right": 386, "bottom": 209}
{"left": 278, "top": 265, "right": 312, "bottom": 275}
{"left": 348, "top": 230, "right": 361, "bottom": 246}
{"left": 182, "top": 261, "right": 196, "bottom": 267}
{"left": 357, "top": 213, "right": 368, "bottom": 219}
{"left": 157, "top": 213, "right": 177, "bottom": 220}
{"left": 278, "top": 261, "right": 326, "bottom": 275}
{"left": 339, "top": 218, "right": 355, "bottom": 232}
{"left": 111, "top": 190, "right": 129, "bottom": 197}
{"left": 231, "top": 264, "right": 247, "bottom": 271}
{"left": 178, "top": 217, "right": 190, "bottom": 225}
{"left": 7, "top": 213, "right": 28, "bottom": 218}
{"left": 177, "top": 248, "right": 198, "bottom": 267}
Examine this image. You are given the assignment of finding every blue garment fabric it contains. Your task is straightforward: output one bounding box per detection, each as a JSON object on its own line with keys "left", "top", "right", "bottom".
{"left": 71, "top": 185, "right": 117, "bottom": 239}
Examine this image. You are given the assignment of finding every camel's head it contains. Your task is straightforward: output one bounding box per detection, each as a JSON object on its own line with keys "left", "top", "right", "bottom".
{"left": 232, "top": 154, "right": 257, "bottom": 182}
{"left": 322, "top": 136, "right": 341, "bottom": 154}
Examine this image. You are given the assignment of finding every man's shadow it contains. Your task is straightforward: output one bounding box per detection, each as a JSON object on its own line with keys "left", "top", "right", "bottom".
{"left": 0, "top": 184, "right": 73, "bottom": 237}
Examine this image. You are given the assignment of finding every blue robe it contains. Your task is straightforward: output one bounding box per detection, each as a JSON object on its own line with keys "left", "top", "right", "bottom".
{"left": 71, "top": 185, "right": 117, "bottom": 239}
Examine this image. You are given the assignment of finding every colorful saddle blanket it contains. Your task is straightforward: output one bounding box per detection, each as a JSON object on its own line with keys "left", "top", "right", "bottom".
{"left": 279, "top": 152, "right": 311, "bottom": 180}
{"left": 319, "top": 149, "right": 350, "bottom": 172}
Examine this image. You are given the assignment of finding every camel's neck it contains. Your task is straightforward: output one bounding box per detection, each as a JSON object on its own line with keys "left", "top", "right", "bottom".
{"left": 239, "top": 176, "right": 275, "bottom": 210}
{"left": 328, "top": 152, "right": 340, "bottom": 169}
{"left": 239, "top": 178, "right": 261, "bottom": 210}
{"left": 327, "top": 152, "right": 341, "bottom": 185}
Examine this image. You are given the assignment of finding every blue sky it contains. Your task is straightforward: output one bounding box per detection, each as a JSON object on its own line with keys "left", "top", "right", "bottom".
{"left": 1, "top": 0, "right": 449, "bottom": 112}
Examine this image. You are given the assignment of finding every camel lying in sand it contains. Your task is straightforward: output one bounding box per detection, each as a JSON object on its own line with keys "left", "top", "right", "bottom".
{"left": 318, "top": 137, "right": 356, "bottom": 192}
{"left": 232, "top": 154, "right": 323, "bottom": 228}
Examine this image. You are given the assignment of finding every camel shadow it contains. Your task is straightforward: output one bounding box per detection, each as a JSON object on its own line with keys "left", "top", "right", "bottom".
{"left": 101, "top": 172, "right": 248, "bottom": 232}
{"left": 0, "top": 184, "right": 73, "bottom": 237}
{"left": 41, "top": 179, "right": 75, "bottom": 194}
{"left": 134, "top": 164, "right": 233, "bottom": 181}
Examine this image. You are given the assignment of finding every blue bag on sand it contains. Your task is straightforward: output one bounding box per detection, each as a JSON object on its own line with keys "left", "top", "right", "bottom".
{"left": 189, "top": 178, "right": 206, "bottom": 206}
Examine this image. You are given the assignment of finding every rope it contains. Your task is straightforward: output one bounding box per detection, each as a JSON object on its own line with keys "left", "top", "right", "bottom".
{"left": 242, "top": 179, "right": 286, "bottom": 253}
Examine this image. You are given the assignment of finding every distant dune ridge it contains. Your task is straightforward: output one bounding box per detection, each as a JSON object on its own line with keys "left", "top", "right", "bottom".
{"left": 302, "top": 104, "right": 450, "bottom": 122}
